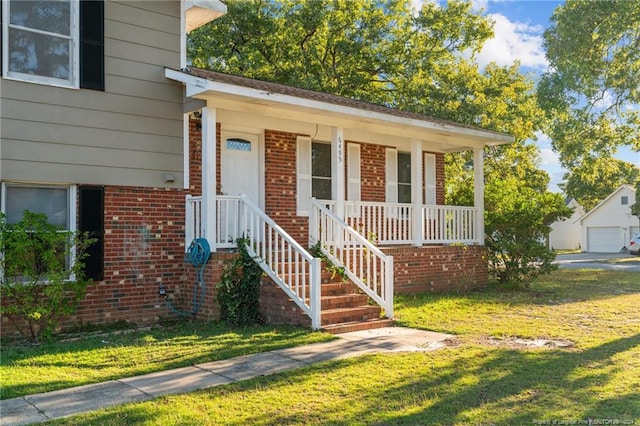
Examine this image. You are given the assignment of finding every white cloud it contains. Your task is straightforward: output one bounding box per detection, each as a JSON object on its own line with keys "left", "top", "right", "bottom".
{"left": 477, "top": 13, "right": 548, "bottom": 70}
{"left": 470, "top": 0, "right": 489, "bottom": 13}
{"left": 540, "top": 148, "right": 560, "bottom": 167}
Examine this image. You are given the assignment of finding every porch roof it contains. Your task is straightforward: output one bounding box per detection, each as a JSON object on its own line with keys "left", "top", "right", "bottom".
{"left": 166, "top": 67, "right": 514, "bottom": 151}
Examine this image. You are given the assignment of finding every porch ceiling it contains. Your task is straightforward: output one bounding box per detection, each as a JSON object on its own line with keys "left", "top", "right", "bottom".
{"left": 166, "top": 67, "right": 514, "bottom": 152}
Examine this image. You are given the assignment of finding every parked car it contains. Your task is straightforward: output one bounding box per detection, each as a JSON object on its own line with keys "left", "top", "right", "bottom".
{"left": 630, "top": 232, "right": 640, "bottom": 255}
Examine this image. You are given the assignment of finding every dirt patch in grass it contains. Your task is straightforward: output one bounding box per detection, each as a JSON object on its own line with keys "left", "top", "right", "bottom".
{"left": 483, "top": 336, "right": 575, "bottom": 349}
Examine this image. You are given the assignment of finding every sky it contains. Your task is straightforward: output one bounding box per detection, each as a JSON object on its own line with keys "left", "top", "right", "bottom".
{"left": 418, "top": 0, "right": 640, "bottom": 193}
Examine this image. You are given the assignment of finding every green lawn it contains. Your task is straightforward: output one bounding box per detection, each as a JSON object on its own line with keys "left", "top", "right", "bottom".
{"left": 0, "top": 323, "right": 333, "bottom": 399}
{"left": 3, "top": 269, "right": 640, "bottom": 425}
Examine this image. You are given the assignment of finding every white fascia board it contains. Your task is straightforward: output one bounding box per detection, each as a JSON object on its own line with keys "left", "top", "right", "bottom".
{"left": 165, "top": 68, "right": 514, "bottom": 146}
{"left": 185, "top": 0, "right": 227, "bottom": 32}
{"left": 165, "top": 68, "right": 209, "bottom": 97}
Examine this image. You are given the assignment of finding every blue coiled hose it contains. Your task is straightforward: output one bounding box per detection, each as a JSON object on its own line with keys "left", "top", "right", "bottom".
{"left": 165, "top": 238, "right": 211, "bottom": 316}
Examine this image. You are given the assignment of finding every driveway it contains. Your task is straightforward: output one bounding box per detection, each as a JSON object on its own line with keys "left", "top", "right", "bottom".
{"left": 555, "top": 252, "right": 640, "bottom": 272}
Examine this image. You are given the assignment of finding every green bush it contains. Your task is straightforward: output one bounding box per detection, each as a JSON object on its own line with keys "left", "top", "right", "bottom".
{"left": 0, "top": 211, "right": 95, "bottom": 342}
{"left": 216, "top": 237, "right": 263, "bottom": 326}
{"left": 484, "top": 178, "right": 572, "bottom": 287}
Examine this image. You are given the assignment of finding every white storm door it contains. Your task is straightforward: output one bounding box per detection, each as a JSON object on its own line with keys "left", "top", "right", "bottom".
{"left": 221, "top": 132, "right": 261, "bottom": 242}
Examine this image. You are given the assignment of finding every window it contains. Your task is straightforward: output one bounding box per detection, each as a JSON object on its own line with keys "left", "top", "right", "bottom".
{"left": 621, "top": 196, "right": 629, "bottom": 205}
{"left": 296, "top": 136, "right": 333, "bottom": 215}
{"left": 312, "top": 142, "right": 332, "bottom": 200}
{"left": 4, "top": 185, "right": 72, "bottom": 227}
{"left": 386, "top": 149, "right": 412, "bottom": 204}
{"left": 1, "top": 183, "right": 77, "bottom": 275}
{"left": 397, "top": 152, "right": 411, "bottom": 203}
{"left": 2, "top": 0, "right": 104, "bottom": 90}
{"left": 226, "top": 138, "right": 252, "bottom": 151}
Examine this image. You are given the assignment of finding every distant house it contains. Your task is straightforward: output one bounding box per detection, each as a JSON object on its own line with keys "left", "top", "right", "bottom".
{"left": 549, "top": 198, "right": 585, "bottom": 251}
{"left": 579, "top": 185, "right": 639, "bottom": 253}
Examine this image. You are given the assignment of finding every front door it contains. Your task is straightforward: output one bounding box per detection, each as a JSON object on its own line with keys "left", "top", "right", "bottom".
{"left": 220, "top": 131, "right": 261, "bottom": 242}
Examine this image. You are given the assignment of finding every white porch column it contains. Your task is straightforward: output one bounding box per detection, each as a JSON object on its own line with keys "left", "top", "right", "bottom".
{"left": 411, "top": 139, "right": 423, "bottom": 247}
{"left": 474, "top": 147, "right": 485, "bottom": 245}
{"left": 201, "top": 106, "right": 217, "bottom": 251}
{"left": 331, "top": 126, "right": 345, "bottom": 219}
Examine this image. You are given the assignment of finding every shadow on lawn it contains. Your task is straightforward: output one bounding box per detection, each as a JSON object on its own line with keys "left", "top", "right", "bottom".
{"left": 63, "top": 334, "right": 640, "bottom": 425}
{"left": 379, "top": 333, "right": 640, "bottom": 425}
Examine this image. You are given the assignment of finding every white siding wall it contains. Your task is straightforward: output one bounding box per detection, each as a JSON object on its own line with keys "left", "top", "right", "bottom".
{"left": 549, "top": 200, "right": 584, "bottom": 250}
{"left": 0, "top": 1, "right": 185, "bottom": 188}
{"left": 581, "top": 186, "right": 639, "bottom": 252}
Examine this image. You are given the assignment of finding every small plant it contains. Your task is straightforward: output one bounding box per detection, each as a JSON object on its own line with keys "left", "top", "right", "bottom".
{"left": 0, "top": 211, "right": 95, "bottom": 342}
{"left": 216, "top": 237, "right": 263, "bottom": 326}
{"left": 308, "top": 241, "right": 347, "bottom": 281}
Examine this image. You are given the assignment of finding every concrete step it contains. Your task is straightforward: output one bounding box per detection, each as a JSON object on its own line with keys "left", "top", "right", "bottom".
{"left": 322, "top": 318, "right": 395, "bottom": 334}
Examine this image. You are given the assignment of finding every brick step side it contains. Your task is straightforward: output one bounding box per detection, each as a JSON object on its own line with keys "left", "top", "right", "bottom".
{"left": 322, "top": 318, "right": 395, "bottom": 334}
{"left": 320, "top": 294, "right": 369, "bottom": 310}
{"left": 321, "top": 306, "right": 382, "bottom": 326}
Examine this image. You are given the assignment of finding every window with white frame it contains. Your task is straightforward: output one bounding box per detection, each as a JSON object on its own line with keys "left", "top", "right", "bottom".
{"left": 397, "top": 152, "right": 411, "bottom": 203}
{"left": 386, "top": 148, "right": 412, "bottom": 204}
{"left": 621, "top": 196, "right": 629, "bottom": 205}
{"left": 2, "top": 0, "right": 104, "bottom": 90}
{"left": 1, "top": 183, "right": 77, "bottom": 270}
{"left": 311, "top": 142, "right": 332, "bottom": 200}
{"left": 2, "top": 0, "right": 78, "bottom": 87}
{"left": 296, "top": 136, "right": 334, "bottom": 215}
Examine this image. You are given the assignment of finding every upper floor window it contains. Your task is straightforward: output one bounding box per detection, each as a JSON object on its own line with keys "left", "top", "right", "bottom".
{"left": 2, "top": 0, "right": 78, "bottom": 87}
{"left": 621, "top": 196, "right": 629, "bottom": 205}
{"left": 2, "top": 0, "right": 104, "bottom": 90}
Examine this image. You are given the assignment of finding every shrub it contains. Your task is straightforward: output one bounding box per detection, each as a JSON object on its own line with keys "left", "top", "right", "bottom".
{"left": 0, "top": 211, "right": 95, "bottom": 342}
{"left": 484, "top": 178, "right": 572, "bottom": 287}
{"left": 216, "top": 237, "right": 263, "bottom": 326}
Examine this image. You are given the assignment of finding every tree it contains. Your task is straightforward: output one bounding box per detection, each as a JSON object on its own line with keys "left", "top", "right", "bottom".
{"left": 189, "top": 0, "right": 568, "bottom": 285}
{"left": 539, "top": 0, "right": 640, "bottom": 207}
{"left": 632, "top": 180, "right": 640, "bottom": 219}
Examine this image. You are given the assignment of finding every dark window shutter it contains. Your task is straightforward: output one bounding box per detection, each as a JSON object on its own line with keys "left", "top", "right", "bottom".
{"left": 79, "top": 186, "right": 105, "bottom": 281}
{"left": 80, "top": 0, "right": 104, "bottom": 91}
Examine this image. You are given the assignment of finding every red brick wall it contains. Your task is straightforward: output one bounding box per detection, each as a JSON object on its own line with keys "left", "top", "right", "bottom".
{"left": 70, "top": 186, "right": 189, "bottom": 327}
{"left": 0, "top": 185, "right": 195, "bottom": 337}
{"left": 359, "top": 142, "right": 387, "bottom": 202}
{"left": 263, "top": 129, "right": 309, "bottom": 243}
{"left": 384, "top": 245, "right": 488, "bottom": 294}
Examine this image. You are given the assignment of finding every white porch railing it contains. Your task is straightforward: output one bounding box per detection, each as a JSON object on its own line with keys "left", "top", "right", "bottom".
{"left": 343, "top": 201, "right": 480, "bottom": 245}
{"left": 310, "top": 199, "right": 394, "bottom": 318}
{"left": 422, "top": 205, "right": 478, "bottom": 244}
{"left": 185, "top": 194, "right": 203, "bottom": 244}
{"left": 185, "top": 194, "right": 322, "bottom": 329}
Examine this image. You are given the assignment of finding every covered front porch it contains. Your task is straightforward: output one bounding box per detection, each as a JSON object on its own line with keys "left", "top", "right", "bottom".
{"left": 167, "top": 67, "right": 513, "bottom": 330}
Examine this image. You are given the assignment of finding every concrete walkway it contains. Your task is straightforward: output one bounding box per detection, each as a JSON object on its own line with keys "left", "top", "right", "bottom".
{"left": 1, "top": 327, "right": 452, "bottom": 426}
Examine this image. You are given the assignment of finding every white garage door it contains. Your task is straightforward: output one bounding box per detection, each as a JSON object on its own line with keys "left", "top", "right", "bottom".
{"left": 587, "top": 227, "right": 621, "bottom": 252}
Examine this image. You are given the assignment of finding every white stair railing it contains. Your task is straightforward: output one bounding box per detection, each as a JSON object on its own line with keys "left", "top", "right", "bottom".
{"left": 310, "top": 199, "right": 394, "bottom": 318}
{"left": 222, "top": 195, "right": 322, "bottom": 330}
{"left": 185, "top": 194, "right": 321, "bottom": 329}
